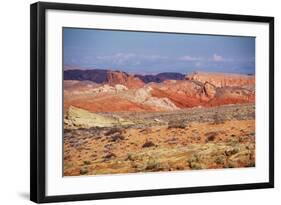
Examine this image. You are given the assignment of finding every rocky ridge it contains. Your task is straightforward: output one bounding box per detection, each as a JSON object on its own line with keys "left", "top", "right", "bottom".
{"left": 64, "top": 70, "right": 255, "bottom": 112}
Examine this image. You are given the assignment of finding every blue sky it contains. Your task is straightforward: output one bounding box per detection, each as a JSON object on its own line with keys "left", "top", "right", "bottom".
{"left": 63, "top": 28, "right": 255, "bottom": 75}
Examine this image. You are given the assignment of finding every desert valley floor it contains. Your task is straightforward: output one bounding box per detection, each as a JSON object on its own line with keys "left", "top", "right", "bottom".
{"left": 63, "top": 70, "right": 255, "bottom": 176}
{"left": 64, "top": 104, "right": 255, "bottom": 176}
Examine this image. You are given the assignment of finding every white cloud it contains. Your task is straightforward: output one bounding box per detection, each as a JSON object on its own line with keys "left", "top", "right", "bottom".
{"left": 211, "top": 54, "right": 224, "bottom": 62}
{"left": 97, "top": 53, "right": 136, "bottom": 65}
{"left": 96, "top": 53, "right": 167, "bottom": 65}
{"left": 179, "top": 55, "right": 201, "bottom": 61}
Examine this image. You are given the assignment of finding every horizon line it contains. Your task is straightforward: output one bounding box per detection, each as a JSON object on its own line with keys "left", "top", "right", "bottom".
{"left": 63, "top": 65, "right": 255, "bottom": 76}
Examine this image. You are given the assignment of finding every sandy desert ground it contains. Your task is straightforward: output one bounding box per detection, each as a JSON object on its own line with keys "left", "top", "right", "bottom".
{"left": 64, "top": 103, "right": 255, "bottom": 176}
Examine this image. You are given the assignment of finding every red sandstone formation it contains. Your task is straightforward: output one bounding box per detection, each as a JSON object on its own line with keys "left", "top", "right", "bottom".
{"left": 150, "top": 80, "right": 209, "bottom": 108}
{"left": 64, "top": 94, "right": 159, "bottom": 113}
{"left": 150, "top": 77, "right": 255, "bottom": 108}
{"left": 106, "top": 71, "right": 144, "bottom": 89}
{"left": 64, "top": 71, "right": 256, "bottom": 112}
{"left": 186, "top": 71, "right": 255, "bottom": 88}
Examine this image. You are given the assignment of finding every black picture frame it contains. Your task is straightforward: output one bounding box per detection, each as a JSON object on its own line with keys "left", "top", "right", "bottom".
{"left": 30, "top": 2, "right": 274, "bottom": 203}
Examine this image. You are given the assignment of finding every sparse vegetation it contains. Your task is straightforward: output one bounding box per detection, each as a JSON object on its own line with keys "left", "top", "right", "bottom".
{"left": 80, "top": 167, "right": 88, "bottom": 175}
{"left": 225, "top": 147, "right": 239, "bottom": 156}
{"left": 246, "top": 161, "right": 255, "bottom": 167}
{"left": 212, "top": 112, "right": 225, "bottom": 125}
{"left": 145, "top": 158, "right": 160, "bottom": 171}
{"left": 215, "top": 155, "right": 225, "bottom": 164}
{"left": 64, "top": 104, "right": 255, "bottom": 176}
{"left": 142, "top": 140, "right": 156, "bottom": 148}
{"left": 126, "top": 153, "right": 136, "bottom": 161}
{"left": 189, "top": 162, "right": 204, "bottom": 170}
{"left": 204, "top": 131, "right": 218, "bottom": 142}
{"left": 83, "top": 160, "right": 91, "bottom": 165}
{"left": 104, "top": 127, "right": 122, "bottom": 136}
{"left": 187, "top": 154, "right": 199, "bottom": 164}
{"left": 110, "top": 134, "right": 125, "bottom": 142}
{"left": 104, "top": 152, "right": 116, "bottom": 159}
{"left": 168, "top": 120, "right": 186, "bottom": 129}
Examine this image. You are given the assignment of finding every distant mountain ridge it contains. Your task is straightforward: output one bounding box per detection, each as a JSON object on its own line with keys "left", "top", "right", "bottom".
{"left": 135, "top": 72, "right": 185, "bottom": 83}
{"left": 64, "top": 69, "right": 185, "bottom": 85}
{"left": 64, "top": 69, "right": 108, "bottom": 84}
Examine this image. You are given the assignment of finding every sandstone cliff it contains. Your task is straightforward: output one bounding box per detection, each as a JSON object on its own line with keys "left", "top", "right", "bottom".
{"left": 186, "top": 71, "right": 255, "bottom": 89}
{"left": 106, "top": 70, "right": 144, "bottom": 89}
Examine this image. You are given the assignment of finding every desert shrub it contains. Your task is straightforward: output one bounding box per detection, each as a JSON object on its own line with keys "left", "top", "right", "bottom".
{"left": 224, "top": 160, "right": 238, "bottom": 168}
{"left": 226, "top": 138, "right": 239, "bottom": 146}
{"left": 204, "top": 132, "right": 218, "bottom": 142}
{"left": 168, "top": 120, "right": 186, "bottom": 129}
{"left": 214, "top": 155, "right": 225, "bottom": 165}
{"left": 246, "top": 161, "right": 255, "bottom": 167}
{"left": 246, "top": 143, "right": 255, "bottom": 150}
{"left": 238, "top": 136, "right": 249, "bottom": 143}
{"left": 145, "top": 159, "right": 159, "bottom": 171}
{"left": 206, "top": 135, "right": 215, "bottom": 142}
{"left": 64, "top": 162, "right": 74, "bottom": 170}
{"left": 142, "top": 140, "right": 156, "bottom": 148}
{"left": 126, "top": 153, "right": 137, "bottom": 161}
{"left": 248, "top": 132, "right": 255, "bottom": 138}
{"left": 80, "top": 167, "right": 88, "bottom": 175}
{"left": 104, "top": 152, "right": 117, "bottom": 159}
{"left": 64, "top": 129, "right": 71, "bottom": 133}
{"left": 189, "top": 162, "right": 204, "bottom": 170}
{"left": 110, "top": 134, "right": 125, "bottom": 142}
{"left": 224, "top": 147, "right": 239, "bottom": 156}
{"left": 131, "top": 161, "right": 140, "bottom": 169}
{"left": 83, "top": 160, "right": 91, "bottom": 165}
{"left": 175, "top": 164, "right": 185, "bottom": 170}
{"left": 188, "top": 154, "right": 208, "bottom": 169}
{"left": 104, "top": 127, "right": 122, "bottom": 136}
{"left": 187, "top": 154, "right": 199, "bottom": 164}
{"left": 145, "top": 158, "right": 168, "bottom": 171}
{"left": 64, "top": 155, "right": 70, "bottom": 160}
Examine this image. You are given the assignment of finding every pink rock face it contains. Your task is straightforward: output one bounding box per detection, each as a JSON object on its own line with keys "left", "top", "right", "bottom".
{"left": 186, "top": 72, "right": 255, "bottom": 88}
{"left": 150, "top": 73, "right": 255, "bottom": 108}
{"left": 150, "top": 80, "right": 211, "bottom": 108}
{"left": 64, "top": 71, "right": 256, "bottom": 113}
{"left": 106, "top": 71, "right": 144, "bottom": 89}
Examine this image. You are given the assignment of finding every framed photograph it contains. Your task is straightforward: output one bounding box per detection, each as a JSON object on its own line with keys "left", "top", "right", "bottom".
{"left": 30, "top": 2, "right": 274, "bottom": 203}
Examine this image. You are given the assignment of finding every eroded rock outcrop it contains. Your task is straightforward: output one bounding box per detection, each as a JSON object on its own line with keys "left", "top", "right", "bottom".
{"left": 64, "top": 106, "right": 133, "bottom": 129}
{"left": 130, "top": 86, "right": 179, "bottom": 111}
{"left": 150, "top": 80, "right": 210, "bottom": 108}
{"left": 186, "top": 72, "right": 255, "bottom": 89}
{"left": 150, "top": 75, "right": 254, "bottom": 108}
{"left": 107, "top": 71, "right": 144, "bottom": 89}
{"left": 64, "top": 71, "right": 255, "bottom": 112}
{"left": 64, "top": 106, "right": 120, "bottom": 129}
